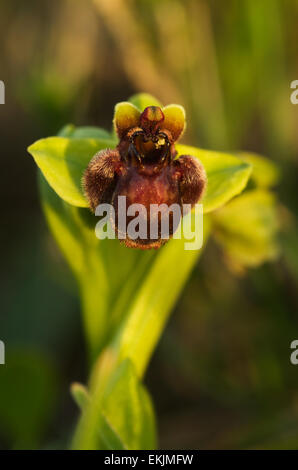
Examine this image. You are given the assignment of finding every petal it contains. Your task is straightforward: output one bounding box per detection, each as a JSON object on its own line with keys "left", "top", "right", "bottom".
{"left": 162, "top": 104, "right": 186, "bottom": 141}
{"left": 113, "top": 102, "right": 141, "bottom": 138}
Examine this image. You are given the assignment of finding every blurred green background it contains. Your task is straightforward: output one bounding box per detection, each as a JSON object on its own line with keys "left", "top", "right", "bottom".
{"left": 1, "top": 0, "right": 298, "bottom": 449}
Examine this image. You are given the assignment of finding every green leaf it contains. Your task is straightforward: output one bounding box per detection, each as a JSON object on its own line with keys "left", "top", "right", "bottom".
{"left": 96, "top": 411, "right": 128, "bottom": 450}
{"left": 212, "top": 189, "right": 280, "bottom": 269}
{"left": 58, "top": 124, "right": 76, "bottom": 137}
{"left": 28, "top": 136, "right": 116, "bottom": 207}
{"left": 58, "top": 124, "right": 112, "bottom": 140}
{"left": 177, "top": 144, "right": 252, "bottom": 213}
{"left": 128, "top": 92, "right": 163, "bottom": 110}
{"left": 101, "top": 359, "right": 156, "bottom": 450}
{"left": 40, "top": 170, "right": 210, "bottom": 449}
{"left": 38, "top": 173, "right": 156, "bottom": 359}
{"left": 39, "top": 172, "right": 109, "bottom": 355}
{"left": 238, "top": 152, "right": 280, "bottom": 188}
{"left": 115, "top": 214, "right": 210, "bottom": 378}
{"left": 71, "top": 383, "right": 90, "bottom": 411}
{"left": 73, "top": 359, "right": 156, "bottom": 450}
{"left": 70, "top": 127, "right": 111, "bottom": 139}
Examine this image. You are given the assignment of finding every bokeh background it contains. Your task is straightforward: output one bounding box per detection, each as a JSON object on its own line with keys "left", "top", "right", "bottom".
{"left": 1, "top": 0, "right": 298, "bottom": 449}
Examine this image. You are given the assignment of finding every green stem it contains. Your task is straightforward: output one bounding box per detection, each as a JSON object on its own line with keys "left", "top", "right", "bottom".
{"left": 72, "top": 218, "right": 210, "bottom": 449}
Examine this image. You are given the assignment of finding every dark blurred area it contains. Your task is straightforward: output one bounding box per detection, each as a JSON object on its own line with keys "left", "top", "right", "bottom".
{"left": 0, "top": 0, "right": 298, "bottom": 449}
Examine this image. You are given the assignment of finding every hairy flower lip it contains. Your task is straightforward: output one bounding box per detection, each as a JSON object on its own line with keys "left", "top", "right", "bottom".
{"left": 83, "top": 101, "right": 207, "bottom": 249}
